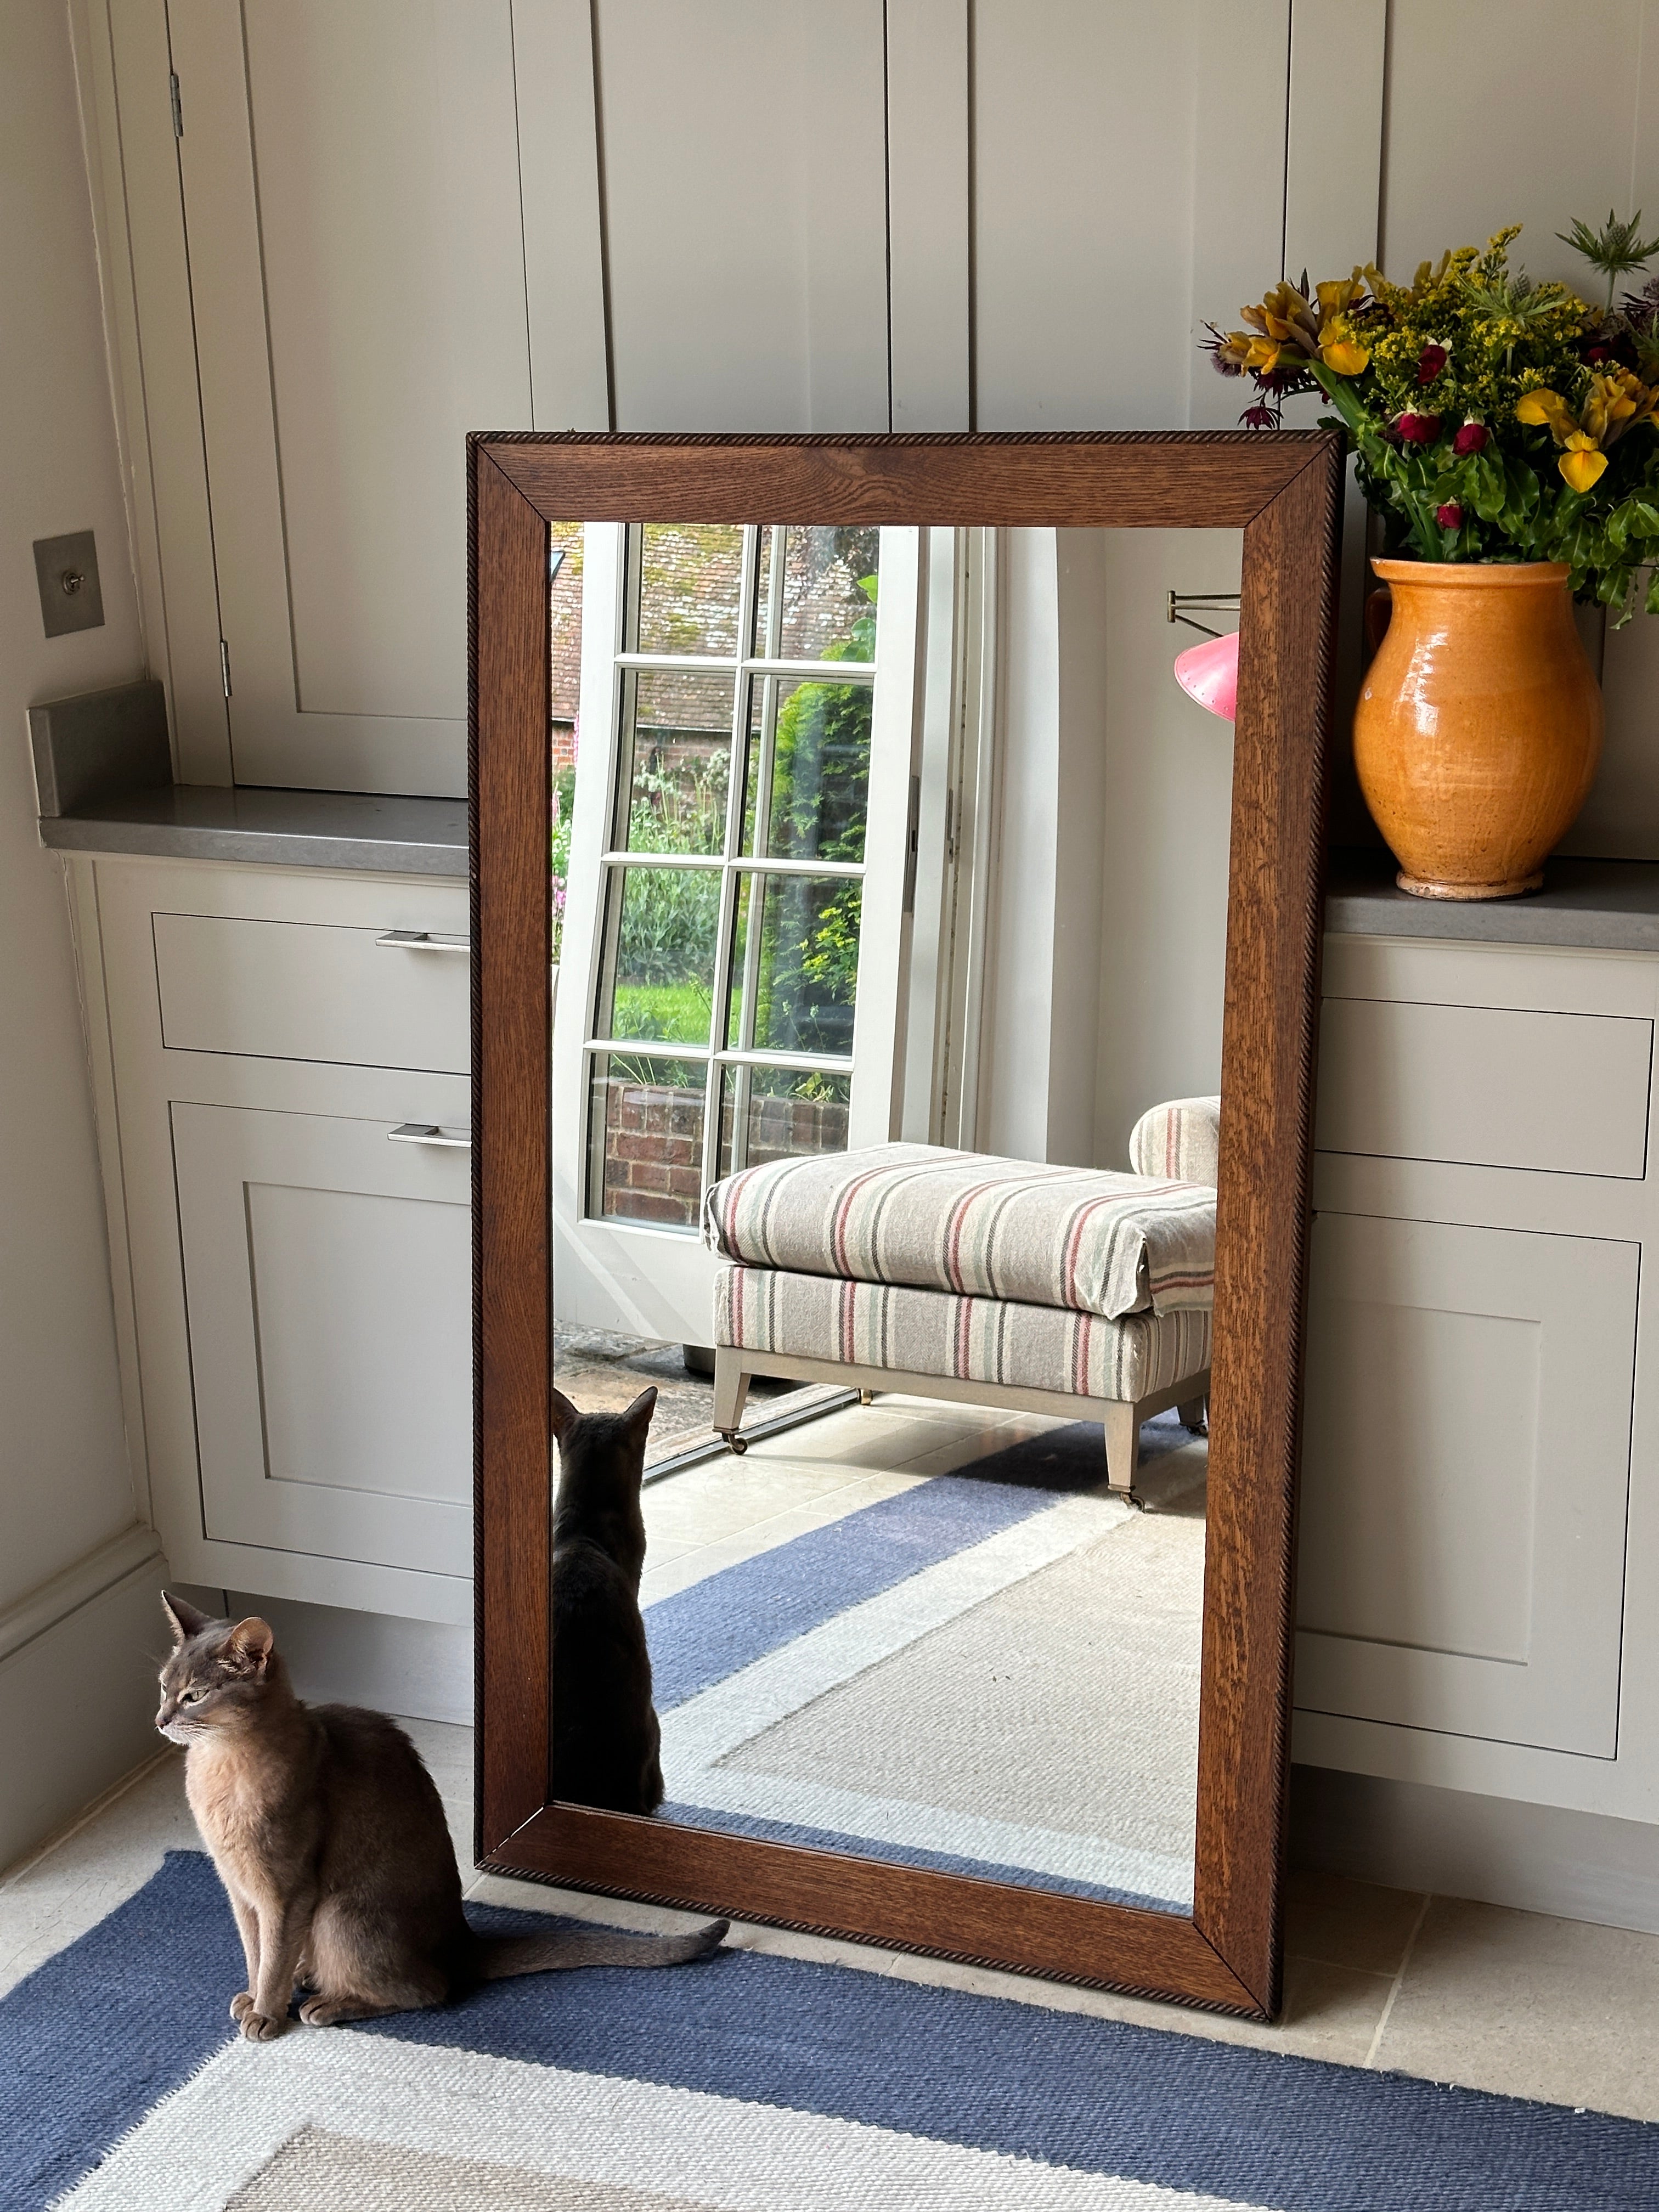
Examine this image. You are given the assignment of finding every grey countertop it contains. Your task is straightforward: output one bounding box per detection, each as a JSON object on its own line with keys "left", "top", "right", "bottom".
{"left": 1325, "top": 847, "right": 1659, "bottom": 952}
{"left": 36, "top": 787, "right": 1659, "bottom": 950}
{"left": 38, "top": 782, "right": 469, "bottom": 878}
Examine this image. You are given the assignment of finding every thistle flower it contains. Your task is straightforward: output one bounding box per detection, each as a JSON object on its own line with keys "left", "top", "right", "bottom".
{"left": 1417, "top": 341, "right": 1449, "bottom": 385}
{"left": 1436, "top": 502, "right": 1463, "bottom": 529}
{"left": 1396, "top": 411, "right": 1441, "bottom": 445}
{"left": 1560, "top": 210, "right": 1659, "bottom": 311}
{"left": 1452, "top": 420, "right": 1488, "bottom": 455}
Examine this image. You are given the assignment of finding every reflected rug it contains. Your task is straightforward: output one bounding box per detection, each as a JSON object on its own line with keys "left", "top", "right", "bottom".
{"left": 645, "top": 1415, "right": 1205, "bottom": 1911}
{"left": 4, "top": 1849, "right": 1658, "bottom": 2211}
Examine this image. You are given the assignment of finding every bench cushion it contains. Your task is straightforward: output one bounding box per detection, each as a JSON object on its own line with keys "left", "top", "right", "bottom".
{"left": 715, "top": 1265, "right": 1211, "bottom": 1402}
{"left": 703, "top": 1142, "right": 1214, "bottom": 1321}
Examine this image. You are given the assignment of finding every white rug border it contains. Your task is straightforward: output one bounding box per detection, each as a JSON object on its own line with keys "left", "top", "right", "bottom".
{"left": 53, "top": 2021, "right": 1268, "bottom": 2212}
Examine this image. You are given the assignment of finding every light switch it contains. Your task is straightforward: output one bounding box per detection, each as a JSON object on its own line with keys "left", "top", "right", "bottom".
{"left": 33, "top": 531, "right": 105, "bottom": 639}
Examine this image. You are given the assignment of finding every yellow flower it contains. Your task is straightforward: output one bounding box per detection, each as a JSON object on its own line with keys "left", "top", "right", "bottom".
{"left": 1318, "top": 317, "right": 1370, "bottom": 376}
{"left": 1559, "top": 435, "right": 1609, "bottom": 493}
{"left": 1516, "top": 387, "right": 1571, "bottom": 433}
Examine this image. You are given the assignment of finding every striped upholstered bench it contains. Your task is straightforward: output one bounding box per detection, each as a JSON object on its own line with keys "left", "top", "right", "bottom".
{"left": 703, "top": 1099, "right": 1219, "bottom": 1499}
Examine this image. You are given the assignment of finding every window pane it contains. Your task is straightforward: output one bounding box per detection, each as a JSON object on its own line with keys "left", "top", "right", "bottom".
{"left": 600, "top": 866, "right": 720, "bottom": 1046}
{"left": 754, "top": 526, "right": 879, "bottom": 662}
{"left": 549, "top": 523, "right": 583, "bottom": 961}
{"left": 618, "top": 669, "right": 733, "bottom": 857}
{"left": 587, "top": 1053, "right": 707, "bottom": 1228}
{"left": 730, "top": 872, "right": 861, "bottom": 1058}
{"left": 765, "top": 675, "right": 871, "bottom": 862}
{"left": 718, "top": 1064, "right": 851, "bottom": 1179}
{"left": 636, "top": 524, "right": 744, "bottom": 656}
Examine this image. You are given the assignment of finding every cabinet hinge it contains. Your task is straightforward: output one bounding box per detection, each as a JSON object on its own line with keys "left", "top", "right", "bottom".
{"left": 219, "top": 639, "right": 232, "bottom": 698}
{"left": 168, "top": 71, "right": 183, "bottom": 139}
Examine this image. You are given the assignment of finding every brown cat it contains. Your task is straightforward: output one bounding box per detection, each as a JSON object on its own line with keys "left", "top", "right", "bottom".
{"left": 156, "top": 1595, "right": 724, "bottom": 2041}
{"left": 550, "top": 1383, "right": 664, "bottom": 1816}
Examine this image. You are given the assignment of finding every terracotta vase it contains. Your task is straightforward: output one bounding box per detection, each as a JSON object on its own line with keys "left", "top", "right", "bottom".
{"left": 1353, "top": 558, "right": 1602, "bottom": 900}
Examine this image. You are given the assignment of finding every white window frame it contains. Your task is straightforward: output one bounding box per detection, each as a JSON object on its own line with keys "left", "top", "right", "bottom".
{"left": 551, "top": 523, "right": 923, "bottom": 1343}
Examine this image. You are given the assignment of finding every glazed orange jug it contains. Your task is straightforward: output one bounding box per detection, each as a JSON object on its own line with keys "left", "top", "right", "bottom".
{"left": 1353, "top": 559, "right": 1602, "bottom": 900}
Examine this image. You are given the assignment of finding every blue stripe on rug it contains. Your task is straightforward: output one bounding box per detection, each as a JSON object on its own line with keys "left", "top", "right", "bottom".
{"left": 657, "top": 1797, "right": 1181, "bottom": 1914}
{"left": 0, "top": 1853, "right": 240, "bottom": 2212}
{"left": 8, "top": 1852, "right": 1654, "bottom": 2212}
{"left": 645, "top": 1421, "right": 1113, "bottom": 1713}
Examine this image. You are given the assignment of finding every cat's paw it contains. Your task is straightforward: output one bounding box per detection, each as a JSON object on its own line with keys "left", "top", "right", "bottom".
{"left": 229, "top": 1991, "right": 255, "bottom": 2023}
{"left": 239, "top": 2008, "right": 287, "bottom": 2042}
{"left": 298, "top": 1996, "right": 347, "bottom": 2027}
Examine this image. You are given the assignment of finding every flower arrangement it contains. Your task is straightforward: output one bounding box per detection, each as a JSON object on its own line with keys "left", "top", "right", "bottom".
{"left": 1206, "top": 218, "right": 1659, "bottom": 619}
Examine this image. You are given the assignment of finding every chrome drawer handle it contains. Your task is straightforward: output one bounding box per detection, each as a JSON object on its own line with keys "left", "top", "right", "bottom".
{"left": 375, "top": 930, "right": 470, "bottom": 953}
{"left": 388, "top": 1122, "right": 471, "bottom": 1149}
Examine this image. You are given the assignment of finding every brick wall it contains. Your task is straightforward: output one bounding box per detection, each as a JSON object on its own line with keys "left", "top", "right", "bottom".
{"left": 598, "top": 1076, "right": 850, "bottom": 1227}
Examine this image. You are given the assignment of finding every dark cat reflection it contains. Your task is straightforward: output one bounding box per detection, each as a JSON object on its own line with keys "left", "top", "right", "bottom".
{"left": 550, "top": 1383, "right": 664, "bottom": 1815}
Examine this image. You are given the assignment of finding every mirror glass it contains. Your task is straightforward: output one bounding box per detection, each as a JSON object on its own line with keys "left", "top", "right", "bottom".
{"left": 546, "top": 519, "right": 1240, "bottom": 1916}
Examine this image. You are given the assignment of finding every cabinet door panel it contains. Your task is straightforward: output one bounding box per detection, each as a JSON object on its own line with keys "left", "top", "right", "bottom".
{"left": 1295, "top": 1213, "right": 1636, "bottom": 1756}
{"left": 169, "top": 0, "right": 533, "bottom": 793}
{"left": 173, "top": 1104, "right": 470, "bottom": 1572}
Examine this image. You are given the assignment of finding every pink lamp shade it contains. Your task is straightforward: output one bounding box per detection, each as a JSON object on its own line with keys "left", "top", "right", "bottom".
{"left": 1172, "top": 629, "right": 1239, "bottom": 720}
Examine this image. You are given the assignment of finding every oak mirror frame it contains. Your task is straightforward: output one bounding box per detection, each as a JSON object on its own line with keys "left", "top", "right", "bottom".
{"left": 469, "top": 431, "right": 1343, "bottom": 2021}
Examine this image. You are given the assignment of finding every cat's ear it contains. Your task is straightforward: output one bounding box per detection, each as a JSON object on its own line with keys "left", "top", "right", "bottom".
{"left": 225, "top": 1617, "right": 275, "bottom": 1674}
{"left": 161, "top": 1592, "right": 212, "bottom": 1646}
{"left": 551, "top": 1387, "right": 580, "bottom": 1441}
{"left": 623, "top": 1385, "right": 658, "bottom": 1438}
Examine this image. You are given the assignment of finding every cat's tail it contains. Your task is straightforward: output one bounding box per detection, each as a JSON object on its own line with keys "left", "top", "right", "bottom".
{"left": 471, "top": 1917, "right": 729, "bottom": 1981}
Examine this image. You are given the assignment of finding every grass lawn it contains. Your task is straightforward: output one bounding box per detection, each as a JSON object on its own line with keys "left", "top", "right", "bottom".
{"left": 612, "top": 981, "right": 714, "bottom": 1045}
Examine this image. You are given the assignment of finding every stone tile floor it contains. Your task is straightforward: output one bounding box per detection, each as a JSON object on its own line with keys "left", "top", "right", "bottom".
{"left": 5, "top": 1394, "right": 1656, "bottom": 2125}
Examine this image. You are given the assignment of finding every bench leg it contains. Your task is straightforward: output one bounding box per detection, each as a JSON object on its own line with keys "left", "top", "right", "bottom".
{"left": 1177, "top": 1394, "right": 1208, "bottom": 1434}
{"left": 1102, "top": 1402, "right": 1142, "bottom": 1499}
{"left": 712, "top": 1350, "right": 752, "bottom": 1454}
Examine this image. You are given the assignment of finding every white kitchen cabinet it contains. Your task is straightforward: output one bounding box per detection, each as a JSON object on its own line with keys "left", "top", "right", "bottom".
{"left": 1297, "top": 932, "right": 1659, "bottom": 1824}
{"left": 172, "top": 1103, "right": 471, "bottom": 1573}
{"left": 1297, "top": 1212, "right": 1637, "bottom": 1757}
{"left": 72, "top": 855, "right": 473, "bottom": 1623}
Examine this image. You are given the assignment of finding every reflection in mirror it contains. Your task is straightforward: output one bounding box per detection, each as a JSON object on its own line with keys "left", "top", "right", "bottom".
{"left": 549, "top": 521, "right": 1238, "bottom": 1917}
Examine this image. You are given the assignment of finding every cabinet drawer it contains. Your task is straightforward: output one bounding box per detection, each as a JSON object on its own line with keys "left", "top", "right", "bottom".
{"left": 1316, "top": 997, "right": 1651, "bottom": 1177}
{"left": 154, "top": 912, "right": 469, "bottom": 1073}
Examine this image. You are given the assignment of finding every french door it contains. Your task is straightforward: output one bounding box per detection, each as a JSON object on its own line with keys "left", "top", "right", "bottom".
{"left": 551, "top": 523, "right": 921, "bottom": 1343}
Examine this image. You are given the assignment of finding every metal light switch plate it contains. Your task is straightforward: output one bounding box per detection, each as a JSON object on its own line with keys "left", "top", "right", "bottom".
{"left": 33, "top": 531, "right": 105, "bottom": 638}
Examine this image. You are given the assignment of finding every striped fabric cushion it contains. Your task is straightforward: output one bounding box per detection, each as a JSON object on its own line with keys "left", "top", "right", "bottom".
{"left": 1129, "top": 1096, "right": 1221, "bottom": 1186}
{"left": 703, "top": 1143, "right": 1214, "bottom": 1321}
{"left": 715, "top": 1265, "right": 1211, "bottom": 1402}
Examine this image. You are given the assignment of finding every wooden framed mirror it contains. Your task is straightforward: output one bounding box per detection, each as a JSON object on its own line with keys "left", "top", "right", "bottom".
{"left": 470, "top": 432, "right": 1342, "bottom": 2018}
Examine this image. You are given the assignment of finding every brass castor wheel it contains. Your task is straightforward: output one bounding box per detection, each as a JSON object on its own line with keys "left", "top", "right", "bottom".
{"left": 859, "top": 1389, "right": 874, "bottom": 1406}
{"left": 719, "top": 1429, "right": 748, "bottom": 1455}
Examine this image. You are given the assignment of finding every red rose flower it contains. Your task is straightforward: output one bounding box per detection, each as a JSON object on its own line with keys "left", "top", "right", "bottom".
{"left": 1396, "top": 411, "right": 1442, "bottom": 445}
{"left": 1452, "top": 420, "right": 1488, "bottom": 456}
{"left": 1436, "top": 502, "right": 1463, "bottom": 529}
{"left": 1417, "top": 343, "right": 1449, "bottom": 385}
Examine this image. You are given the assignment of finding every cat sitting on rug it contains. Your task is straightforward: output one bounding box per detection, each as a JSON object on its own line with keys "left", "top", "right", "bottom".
{"left": 550, "top": 1382, "right": 665, "bottom": 1816}
{"left": 155, "top": 1594, "right": 724, "bottom": 2043}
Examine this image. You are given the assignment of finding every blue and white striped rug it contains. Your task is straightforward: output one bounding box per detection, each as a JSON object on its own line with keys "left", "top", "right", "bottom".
{"left": 4, "top": 1848, "right": 1656, "bottom": 2210}
{"left": 645, "top": 1416, "right": 1203, "bottom": 1912}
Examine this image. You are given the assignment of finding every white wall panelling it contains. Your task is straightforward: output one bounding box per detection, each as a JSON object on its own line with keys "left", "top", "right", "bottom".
{"left": 886, "top": 0, "right": 970, "bottom": 430}
{"left": 591, "top": 0, "right": 890, "bottom": 432}
{"left": 515, "top": 0, "right": 612, "bottom": 432}
{"left": 969, "top": 1, "right": 1291, "bottom": 433}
